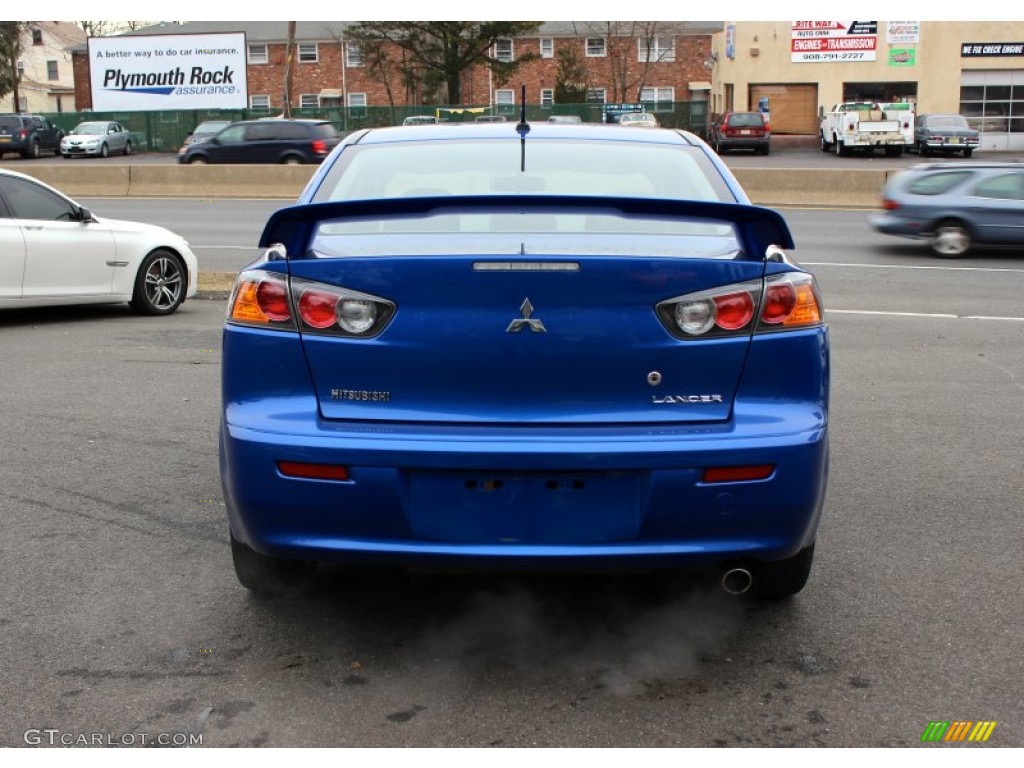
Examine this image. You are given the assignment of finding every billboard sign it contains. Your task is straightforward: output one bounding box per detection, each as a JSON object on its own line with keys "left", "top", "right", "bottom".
{"left": 89, "top": 33, "right": 247, "bottom": 111}
{"left": 791, "top": 21, "right": 878, "bottom": 62}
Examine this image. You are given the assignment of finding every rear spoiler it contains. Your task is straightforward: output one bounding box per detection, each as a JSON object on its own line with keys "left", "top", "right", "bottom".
{"left": 258, "top": 195, "right": 795, "bottom": 259}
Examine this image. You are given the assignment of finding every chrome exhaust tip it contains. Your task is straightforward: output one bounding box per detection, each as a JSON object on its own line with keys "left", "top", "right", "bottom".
{"left": 721, "top": 567, "right": 753, "bottom": 595}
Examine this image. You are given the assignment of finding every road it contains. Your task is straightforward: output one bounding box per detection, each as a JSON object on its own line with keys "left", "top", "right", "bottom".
{"left": 1, "top": 205, "right": 1022, "bottom": 748}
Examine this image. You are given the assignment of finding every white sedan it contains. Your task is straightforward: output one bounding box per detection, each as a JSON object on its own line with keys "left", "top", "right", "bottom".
{"left": 0, "top": 168, "right": 197, "bottom": 315}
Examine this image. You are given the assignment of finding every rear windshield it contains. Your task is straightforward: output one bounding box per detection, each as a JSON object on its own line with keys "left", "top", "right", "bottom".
{"left": 312, "top": 139, "right": 732, "bottom": 203}
{"left": 0, "top": 117, "right": 23, "bottom": 131}
{"left": 726, "top": 113, "right": 764, "bottom": 128}
{"left": 313, "top": 123, "right": 340, "bottom": 138}
{"left": 306, "top": 210, "right": 741, "bottom": 260}
{"left": 926, "top": 116, "right": 969, "bottom": 128}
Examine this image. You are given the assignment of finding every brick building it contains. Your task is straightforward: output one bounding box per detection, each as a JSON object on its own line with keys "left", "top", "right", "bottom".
{"left": 70, "top": 20, "right": 719, "bottom": 113}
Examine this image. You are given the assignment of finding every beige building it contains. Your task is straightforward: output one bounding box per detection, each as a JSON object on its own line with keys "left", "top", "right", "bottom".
{"left": 709, "top": 21, "right": 1024, "bottom": 150}
{"left": 10, "top": 22, "right": 85, "bottom": 114}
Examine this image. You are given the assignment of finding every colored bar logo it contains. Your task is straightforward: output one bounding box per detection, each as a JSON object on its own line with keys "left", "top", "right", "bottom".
{"left": 921, "top": 721, "right": 997, "bottom": 743}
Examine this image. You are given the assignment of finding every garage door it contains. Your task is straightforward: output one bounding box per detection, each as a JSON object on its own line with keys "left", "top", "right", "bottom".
{"left": 749, "top": 84, "right": 819, "bottom": 135}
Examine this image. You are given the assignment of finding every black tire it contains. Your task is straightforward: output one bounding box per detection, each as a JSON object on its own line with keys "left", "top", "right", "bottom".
{"left": 760, "top": 144, "right": 770, "bottom": 156}
{"left": 130, "top": 249, "right": 187, "bottom": 315}
{"left": 22, "top": 140, "right": 41, "bottom": 159}
{"left": 964, "top": 148, "right": 973, "bottom": 158}
{"left": 62, "top": 153, "right": 72, "bottom": 160}
{"left": 281, "top": 155, "right": 303, "bottom": 165}
{"left": 930, "top": 219, "right": 973, "bottom": 258}
{"left": 123, "top": 141, "right": 132, "bottom": 156}
{"left": 748, "top": 544, "right": 815, "bottom": 600}
{"left": 230, "top": 531, "right": 316, "bottom": 595}
{"left": 99, "top": 143, "right": 109, "bottom": 158}
{"left": 835, "top": 137, "right": 848, "bottom": 157}
{"left": 188, "top": 155, "right": 207, "bottom": 164}
{"left": 884, "top": 146, "right": 903, "bottom": 158}
{"left": 919, "top": 141, "right": 930, "bottom": 156}
{"left": 820, "top": 133, "right": 831, "bottom": 153}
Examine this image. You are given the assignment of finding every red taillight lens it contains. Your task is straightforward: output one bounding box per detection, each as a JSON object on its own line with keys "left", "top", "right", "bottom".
{"left": 278, "top": 461, "right": 350, "bottom": 481}
{"left": 882, "top": 198, "right": 900, "bottom": 211}
{"left": 848, "top": 122, "right": 856, "bottom": 131}
{"left": 703, "top": 465, "right": 774, "bottom": 483}
{"left": 761, "top": 282, "right": 797, "bottom": 325}
{"left": 713, "top": 291, "right": 755, "bottom": 331}
{"left": 312, "top": 139, "right": 327, "bottom": 154}
{"left": 256, "top": 280, "right": 291, "bottom": 321}
{"left": 298, "top": 289, "right": 338, "bottom": 329}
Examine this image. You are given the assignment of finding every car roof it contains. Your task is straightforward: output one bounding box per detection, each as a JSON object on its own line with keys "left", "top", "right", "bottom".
{"left": 906, "top": 161, "right": 1024, "bottom": 172}
{"left": 352, "top": 122, "right": 697, "bottom": 146}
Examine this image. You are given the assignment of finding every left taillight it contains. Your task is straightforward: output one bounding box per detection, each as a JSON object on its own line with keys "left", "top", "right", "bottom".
{"left": 656, "top": 273, "right": 823, "bottom": 340}
{"left": 311, "top": 139, "right": 327, "bottom": 155}
{"left": 227, "top": 270, "right": 395, "bottom": 338}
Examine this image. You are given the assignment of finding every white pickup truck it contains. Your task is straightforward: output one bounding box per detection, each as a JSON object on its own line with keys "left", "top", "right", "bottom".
{"left": 820, "top": 102, "right": 915, "bottom": 157}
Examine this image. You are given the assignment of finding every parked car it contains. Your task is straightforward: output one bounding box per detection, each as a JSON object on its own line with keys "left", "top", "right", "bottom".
{"left": 547, "top": 115, "right": 583, "bottom": 123}
{"left": 402, "top": 115, "right": 439, "bottom": 126}
{"left": 178, "top": 119, "right": 340, "bottom": 164}
{"left": 0, "top": 114, "right": 63, "bottom": 159}
{"left": 0, "top": 168, "right": 197, "bottom": 314}
{"left": 220, "top": 122, "right": 830, "bottom": 599}
{"left": 181, "top": 119, "right": 232, "bottom": 148}
{"left": 709, "top": 112, "right": 771, "bottom": 155}
{"left": 617, "top": 112, "right": 659, "bottom": 128}
{"left": 869, "top": 162, "right": 1024, "bottom": 257}
{"left": 60, "top": 121, "right": 132, "bottom": 158}
{"left": 911, "top": 114, "right": 980, "bottom": 157}
{"left": 475, "top": 115, "right": 507, "bottom": 123}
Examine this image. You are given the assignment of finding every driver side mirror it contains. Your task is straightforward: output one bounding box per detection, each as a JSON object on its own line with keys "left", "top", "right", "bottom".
{"left": 77, "top": 206, "right": 94, "bottom": 223}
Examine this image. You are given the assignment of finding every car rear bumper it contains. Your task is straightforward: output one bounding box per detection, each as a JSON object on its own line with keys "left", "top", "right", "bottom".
{"left": 717, "top": 137, "right": 770, "bottom": 151}
{"left": 868, "top": 211, "right": 928, "bottom": 237}
{"left": 222, "top": 405, "right": 829, "bottom": 570}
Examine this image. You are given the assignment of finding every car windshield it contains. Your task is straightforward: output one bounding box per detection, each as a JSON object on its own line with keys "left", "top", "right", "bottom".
{"left": 314, "top": 139, "right": 731, "bottom": 204}
{"left": 72, "top": 122, "right": 109, "bottom": 135}
{"left": 195, "top": 122, "right": 229, "bottom": 135}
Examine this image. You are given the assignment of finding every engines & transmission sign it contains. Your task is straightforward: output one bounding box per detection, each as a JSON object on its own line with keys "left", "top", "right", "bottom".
{"left": 791, "top": 21, "right": 878, "bottom": 62}
{"left": 89, "top": 33, "right": 247, "bottom": 110}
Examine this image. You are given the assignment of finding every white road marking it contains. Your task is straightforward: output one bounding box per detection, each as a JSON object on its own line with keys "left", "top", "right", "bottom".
{"left": 828, "top": 309, "right": 1024, "bottom": 321}
{"left": 802, "top": 261, "right": 1024, "bottom": 274}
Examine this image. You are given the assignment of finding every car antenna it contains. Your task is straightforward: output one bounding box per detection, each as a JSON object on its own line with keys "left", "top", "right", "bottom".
{"left": 515, "top": 84, "right": 530, "bottom": 172}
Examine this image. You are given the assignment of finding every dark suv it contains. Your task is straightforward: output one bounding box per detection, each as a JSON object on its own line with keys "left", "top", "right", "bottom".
{"left": 178, "top": 119, "right": 340, "bottom": 165}
{"left": 0, "top": 114, "right": 64, "bottom": 159}
{"left": 709, "top": 112, "right": 771, "bottom": 155}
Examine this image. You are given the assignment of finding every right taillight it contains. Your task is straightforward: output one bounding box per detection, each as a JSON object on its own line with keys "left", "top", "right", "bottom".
{"left": 882, "top": 198, "right": 900, "bottom": 211}
{"left": 657, "top": 273, "right": 823, "bottom": 339}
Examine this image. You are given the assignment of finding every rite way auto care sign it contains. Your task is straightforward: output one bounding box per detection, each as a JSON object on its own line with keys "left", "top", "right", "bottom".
{"left": 89, "top": 33, "right": 247, "bottom": 111}
{"left": 791, "top": 21, "right": 878, "bottom": 63}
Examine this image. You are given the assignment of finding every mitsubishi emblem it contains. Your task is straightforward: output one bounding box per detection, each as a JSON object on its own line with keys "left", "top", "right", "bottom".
{"left": 506, "top": 298, "right": 547, "bottom": 333}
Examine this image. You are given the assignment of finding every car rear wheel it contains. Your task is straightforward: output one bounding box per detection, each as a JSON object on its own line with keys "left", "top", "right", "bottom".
{"left": 123, "top": 141, "right": 132, "bottom": 156}
{"left": 964, "top": 148, "right": 973, "bottom": 158}
{"left": 930, "top": 220, "right": 973, "bottom": 258}
{"left": 130, "top": 249, "right": 186, "bottom": 315}
{"left": 230, "top": 531, "right": 316, "bottom": 595}
{"left": 835, "top": 138, "right": 849, "bottom": 157}
{"left": 188, "top": 155, "right": 207, "bottom": 164}
{"left": 820, "top": 133, "right": 831, "bottom": 152}
{"left": 282, "top": 155, "right": 303, "bottom": 165}
{"left": 22, "top": 140, "right": 41, "bottom": 159}
{"left": 747, "top": 544, "right": 815, "bottom": 600}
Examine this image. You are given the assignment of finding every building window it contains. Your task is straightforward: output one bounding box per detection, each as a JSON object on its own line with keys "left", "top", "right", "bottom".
{"left": 16, "top": 60, "right": 24, "bottom": 77}
{"left": 539, "top": 38, "right": 554, "bottom": 59}
{"left": 495, "top": 89, "right": 515, "bottom": 105}
{"left": 250, "top": 95, "right": 271, "bottom": 110}
{"left": 540, "top": 88, "right": 554, "bottom": 107}
{"left": 346, "top": 42, "right": 363, "bottom": 67}
{"left": 347, "top": 93, "right": 367, "bottom": 107}
{"left": 300, "top": 94, "right": 320, "bottom": 109}
{"left": 494, "top": 39, "right": 513, "bottom": 63}
{"left": 17, "top": 96, "right": 28, "bottom": 112}
{"left": 46, "top": 61, "right": 59, "bottom": 81}
{"left": 32, "top": 28, "right": 42, "bottom": 45}
{"left": 639, "top": 37, "right": 675, "bottom": 63}
{"left": 298, "top": 43, "right": 318, "bottom": 63}
{"left": 586, "top": 88, "right": 607, "bottom": 104}
{"left": 248, "top": 44, "right": 268, "bottom": 64}
{"left": 640, "top": 86, "right": 675, "bottom": 109}
{"left": 586, "top": 38, "right": 606, "bottom": 57}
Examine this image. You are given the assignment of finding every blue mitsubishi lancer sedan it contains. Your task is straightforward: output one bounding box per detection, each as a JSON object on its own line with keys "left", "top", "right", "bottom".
{"left": 219, "top": 120, "right": 830, "bottom": 599}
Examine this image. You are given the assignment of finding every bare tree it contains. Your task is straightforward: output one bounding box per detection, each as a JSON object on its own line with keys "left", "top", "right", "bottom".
{"left": 573, "top": 21, "right": 689, "bottom": 103}
{"left": 283, "top": 20, "right": 296, "bottom": 117}
{"left": 0, "top": 21, "right": 26, "bottom": 111}
{"left": 344, "top": 22, "right": 541, "bottom": 105}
